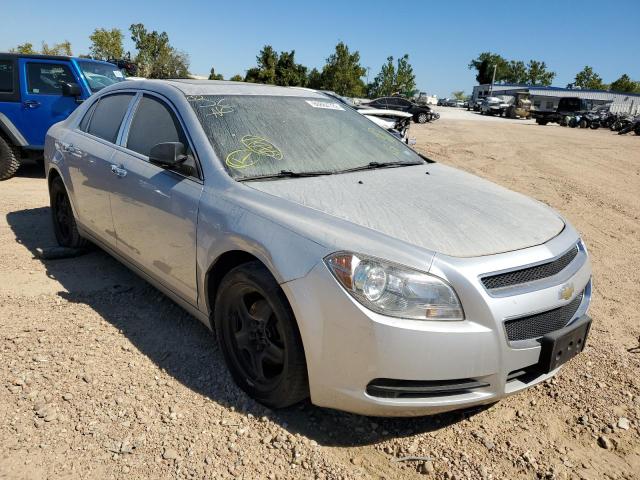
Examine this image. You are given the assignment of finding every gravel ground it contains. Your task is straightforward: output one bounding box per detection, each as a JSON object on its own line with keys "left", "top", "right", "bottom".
{"left": 1, "top": 115, "right": 639, "bottom": 479}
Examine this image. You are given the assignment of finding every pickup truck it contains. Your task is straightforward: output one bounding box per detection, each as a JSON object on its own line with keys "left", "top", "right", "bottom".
{"left": 0, "top": 53, "right": 125, "bottom": 179}
{"left": 532, "top": 97, "right": 600, "bottom": 126}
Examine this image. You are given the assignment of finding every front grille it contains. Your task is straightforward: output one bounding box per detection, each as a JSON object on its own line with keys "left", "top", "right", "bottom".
{"left": 504, "top": 292, "right": 583, "bottom": 342}
{"left": 366, "top": 378, "right": 489, "bottom": 399}
{"left": 482, "top": 246, "right": 578, "bottom": 290}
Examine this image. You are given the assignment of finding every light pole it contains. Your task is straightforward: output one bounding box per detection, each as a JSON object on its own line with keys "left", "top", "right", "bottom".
{"left": 489, "top": 63, "right": 497, "bottom": 95}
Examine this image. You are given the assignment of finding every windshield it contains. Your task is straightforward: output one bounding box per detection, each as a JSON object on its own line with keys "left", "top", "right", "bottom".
{"left": 187, "top": 95, "right": 423, "bottom": 179}
{"left": 78, "top": 61, "right": 125, "bottom": 93}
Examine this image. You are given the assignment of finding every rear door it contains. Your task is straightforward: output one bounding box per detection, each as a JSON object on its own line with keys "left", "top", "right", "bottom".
{"left": 110, "top": 93, "right": 203, "bottom": 304}
{"left": 17, "top": 58, "right": 81, "bottom": 147}
{"left": 64, "top": 92, "right": 135, "bottom": 245}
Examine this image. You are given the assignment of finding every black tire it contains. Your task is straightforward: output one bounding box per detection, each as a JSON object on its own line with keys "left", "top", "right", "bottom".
{"left": 415, "top": 112, "right": 428, "bottom": 124}
{"left": 214, "top": 261, "right": 309, "bottom": 408}
{"left": 536, "top": 118, "right": 548, "bottom": 126}
{"left": 0, "top": 136, "right": 21, "bottom": 181}
{"left": 579, "top": 119, "right": 588, "bottom": 129}
{"left": 49, "top": 176, "right": 87, "bottom": 248}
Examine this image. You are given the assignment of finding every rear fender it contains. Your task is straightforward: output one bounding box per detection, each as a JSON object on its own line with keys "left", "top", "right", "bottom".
{"left": 0, "top": 113, "right": 27, "bottom": 147}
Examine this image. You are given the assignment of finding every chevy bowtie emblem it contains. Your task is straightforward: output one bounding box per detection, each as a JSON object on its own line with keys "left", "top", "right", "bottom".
{"left": 559, "top": 283, "right": 575, "bottom": 301}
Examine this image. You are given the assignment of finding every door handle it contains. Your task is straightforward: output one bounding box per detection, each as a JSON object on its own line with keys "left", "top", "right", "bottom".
{"left": 23, "top": 100, "right": 41, "bottom": 109}
{"left": 62, "top": 144, "right": 82, "bottom": 156}
{"left": 110, "top": 164, "right": 128, "bottom": 178}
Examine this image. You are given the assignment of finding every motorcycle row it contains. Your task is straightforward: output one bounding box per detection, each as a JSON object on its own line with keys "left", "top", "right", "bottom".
{"left": 560, "top": 110, "right": 640, "bottom": 135}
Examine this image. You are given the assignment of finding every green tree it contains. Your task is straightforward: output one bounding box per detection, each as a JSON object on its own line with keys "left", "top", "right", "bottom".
{"left": 10, "top": 42, "right": 36, "bottom": 54}
{"left": 573, "top": 66, "right": 605, "bottom": 90}
{"left": 208, "top": 67, "right": 223, "bottom": 80}
{"left": 318, "top": 42, "right": 367, "bottom": 97}
{"left": 609, "top": 74, "right": 640, "bottom": 93}
{"left": 505, "top": 60, "right": 528, "bottom": 84}
{"left": 229, "top": 74, "right": 244, "bottom": 82}
{"left": 244, "top": 46, "right": 307, "bottom": 87}
{"left": 129, "top": 23, "right": 190, "bottom": 79}
{"left": 41, "top": 40, "right": 72, "bottom": 56}
{"left": 307, "top": 68, "right": 323, "bottom": 89}
{"left": 367, "top": 54, "right": 416, "bottom": 98}
{"left": 468, "top": 52, "right": 509, "bottom": 84}
{"left": 89, "top": 28, "right": 124, "bottom": 60}
{"left": 394, "top": 54, "right": 417, "bottom": 97}
{"left": 368, "top": 56, "right": 395, "bottom": 97}
{"left": 469, "top": 53, "right": 555, "bottom": 86}
{"left": 274, "top": 50, "right": 307, "bottom": 86}
{"left": 452, "top": 90, "right": 466, "bottom": 101}
{"left": 244, "top": 45, "right": 277, "bottom": 84}
{"left": 526, "top": 60, "right": 555, "bottom": 86}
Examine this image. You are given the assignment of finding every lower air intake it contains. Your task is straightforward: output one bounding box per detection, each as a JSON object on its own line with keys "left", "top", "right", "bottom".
{"left": 366, "top": 378, "right": 489, "bottom": 399}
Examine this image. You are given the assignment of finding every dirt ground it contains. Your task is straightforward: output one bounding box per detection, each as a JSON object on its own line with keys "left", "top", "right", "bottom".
{"left": 1, "top": 112, "right": 639, "bottom": 480}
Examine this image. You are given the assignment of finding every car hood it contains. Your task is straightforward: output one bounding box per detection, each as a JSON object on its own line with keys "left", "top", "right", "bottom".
{"left": 247, "top": 164, "right": 565, "bottom": 258}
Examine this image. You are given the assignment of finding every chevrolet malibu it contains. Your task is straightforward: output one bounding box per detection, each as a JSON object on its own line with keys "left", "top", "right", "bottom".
{"left": 44, "top": 80, "right": 592, "bottom": 416}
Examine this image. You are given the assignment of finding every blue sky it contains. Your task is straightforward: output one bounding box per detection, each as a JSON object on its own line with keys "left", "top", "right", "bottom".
{"left": 2, "top": 0, "right": 639, "bottom": 97}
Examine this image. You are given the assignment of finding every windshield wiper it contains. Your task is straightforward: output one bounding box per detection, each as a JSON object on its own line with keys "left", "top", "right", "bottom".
{"left": 238, "top": 169, "right": 334, "bottom": 182}
{"left": 335, "top": 161, "right": 424, "bottom": 174}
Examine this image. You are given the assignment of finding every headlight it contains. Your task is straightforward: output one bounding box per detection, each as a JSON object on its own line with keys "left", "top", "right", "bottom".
{"left": 325, "top": 252, "right": 464, "bottom": 321}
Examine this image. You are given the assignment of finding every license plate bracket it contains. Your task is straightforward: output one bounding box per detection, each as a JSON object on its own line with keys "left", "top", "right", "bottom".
{"left": 537, "top": 315, "right": 591, "bottom": 374}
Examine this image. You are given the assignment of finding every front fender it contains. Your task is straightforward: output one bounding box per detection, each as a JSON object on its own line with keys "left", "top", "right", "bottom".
{"left": 196, "top": 187, "right": 328, "bottom": 313}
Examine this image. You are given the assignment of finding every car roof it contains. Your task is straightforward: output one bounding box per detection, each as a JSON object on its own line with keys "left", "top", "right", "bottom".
{"left": 109, "top": 79, "right": 329, "bottom": 98}
{"left": 0, "top": 52, "right": 117, "bottom": 66}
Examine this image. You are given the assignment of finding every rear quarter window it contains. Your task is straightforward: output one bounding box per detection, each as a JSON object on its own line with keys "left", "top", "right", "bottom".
{"left": 86, "top": 93, "right": 134, "bottom": 143}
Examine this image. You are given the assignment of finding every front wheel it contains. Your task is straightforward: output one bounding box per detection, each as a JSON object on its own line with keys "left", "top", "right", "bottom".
{"left": 49, "top": 176, "right": 87, "bottom": 248}
{"left": 416, "top": 112, "right": 428, "bottom": 124}
{"left": 214, "top": 262, "right": 309, "bottom": 408}
{"left": 0, "top": 136, "right": 21, "bottom": 181}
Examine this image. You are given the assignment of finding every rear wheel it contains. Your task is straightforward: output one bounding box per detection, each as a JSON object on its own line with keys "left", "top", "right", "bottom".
{"left": 0, "top": 136, "right": 21, "bottom": 181}
{"left": 214, "top": 261, "right": 309, "bottom": 408}
{"left": 579, "top": 119, "right": 588, "bottom": 129}
{"left": 49, "top": 176, "right": 87, "bottom": 248}
{"left": 416, "top": 112, "right": 428, "bottom": 124}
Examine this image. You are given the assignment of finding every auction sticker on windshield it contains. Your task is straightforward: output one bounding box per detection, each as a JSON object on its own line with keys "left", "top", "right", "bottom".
{"left": 305, "top": 100, "right": 344, "bottom": 111}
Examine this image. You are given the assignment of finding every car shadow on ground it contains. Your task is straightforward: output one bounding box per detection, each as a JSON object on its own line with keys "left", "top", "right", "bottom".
{"left": 6, "top": 206, "right": 491, "bottom": 447}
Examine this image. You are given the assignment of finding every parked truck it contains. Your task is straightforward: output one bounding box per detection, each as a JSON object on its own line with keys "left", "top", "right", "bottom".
{"left": 0, "top": 53, "right": 126, "bottom": 179}
{"left": 532, "top": 97, "right": 600, "bottom": 126}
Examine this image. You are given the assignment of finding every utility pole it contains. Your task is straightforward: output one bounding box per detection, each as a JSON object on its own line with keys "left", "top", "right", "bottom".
{"left": 489, "top": 63, "right": 497, "bottom": 95}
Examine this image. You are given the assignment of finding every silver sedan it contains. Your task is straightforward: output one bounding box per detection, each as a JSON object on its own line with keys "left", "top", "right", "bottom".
{"left": 45, "top": 80, "right": 592, "bottom": 416}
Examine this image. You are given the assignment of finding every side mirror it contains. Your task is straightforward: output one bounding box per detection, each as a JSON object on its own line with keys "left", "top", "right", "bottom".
{"left": 62, "top": 82, "right": 82, "bottom": 97}
{"left": 149, "top": 142, "right": 187, "bottom": 167}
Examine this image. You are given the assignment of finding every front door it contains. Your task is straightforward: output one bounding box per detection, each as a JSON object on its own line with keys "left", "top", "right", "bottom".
{"left": 110, "top": 94, "right": 202, "bottom": 304}
{"left": 17, "top": 59, "right": 80, "bottom": 147}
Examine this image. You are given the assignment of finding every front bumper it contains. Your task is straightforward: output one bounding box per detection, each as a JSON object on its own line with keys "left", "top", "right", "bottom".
{"left": 281, "top": 226, "right": 592, "bottom": 416}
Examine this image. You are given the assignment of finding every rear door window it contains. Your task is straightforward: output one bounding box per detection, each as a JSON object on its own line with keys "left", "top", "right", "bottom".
{"left": 0, "top": 60, "right": 14, "bottom": 93}
{"left": 26, "top": 62, "right": 75, "bottom": 95}
{"left": 87, "top": 93, "right": 134, "bottom": 143}
{"left": 126, "top": 95, "right": 188, "bottom": 157}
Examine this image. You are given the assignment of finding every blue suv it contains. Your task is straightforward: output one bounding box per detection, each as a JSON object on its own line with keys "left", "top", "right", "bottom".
{"left": 0, "top": 53, "right": 126, "bottom": 179}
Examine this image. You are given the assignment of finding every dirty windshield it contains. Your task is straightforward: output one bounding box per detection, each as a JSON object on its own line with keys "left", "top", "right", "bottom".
{"left": 187, "top": 95, "right": 423, "bottom": 179}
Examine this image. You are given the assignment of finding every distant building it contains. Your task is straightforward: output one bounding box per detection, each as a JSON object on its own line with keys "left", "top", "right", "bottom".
{"left": 471, "top": 83, "right": 640, "bottom": 114}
